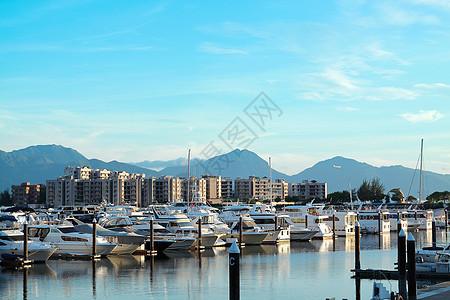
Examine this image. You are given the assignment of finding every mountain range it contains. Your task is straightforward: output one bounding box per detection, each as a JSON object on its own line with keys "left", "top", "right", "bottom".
{"left": 1, "top": 145, "right": 449, "bottom": 197}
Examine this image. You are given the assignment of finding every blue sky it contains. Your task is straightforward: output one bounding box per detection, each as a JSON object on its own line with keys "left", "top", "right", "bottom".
{"left": 1, "top": 0, "right": 449, "bottom": 175}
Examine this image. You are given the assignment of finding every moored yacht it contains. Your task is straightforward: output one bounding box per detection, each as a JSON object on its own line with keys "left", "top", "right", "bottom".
{"left": 0, "top": 229, "right": 57, "bottom": 262}
{"left": 27, "top": 224, "right": 117, "bottom": 257}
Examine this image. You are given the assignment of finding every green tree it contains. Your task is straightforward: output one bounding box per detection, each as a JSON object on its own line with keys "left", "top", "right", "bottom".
{"left": 357, "top": 178, "right": 385, "bottom": 202}
{"left": 327, "top": 190, "right": 351, "bottom": 203}
{"left": 0, "top": 189, "right": 13, "bottom": 206}
{"left": 426, "top": 191, "right": 450, "bottom": 203}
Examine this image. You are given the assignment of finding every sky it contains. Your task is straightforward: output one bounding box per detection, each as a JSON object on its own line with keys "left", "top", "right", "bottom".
{"left": 1, "top": 0, "right": 449, "bottom": 175}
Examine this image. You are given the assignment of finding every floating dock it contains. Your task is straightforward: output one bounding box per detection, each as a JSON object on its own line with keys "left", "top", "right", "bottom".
{"left": 351, "top": 269, "right": 450, "bottom": 280}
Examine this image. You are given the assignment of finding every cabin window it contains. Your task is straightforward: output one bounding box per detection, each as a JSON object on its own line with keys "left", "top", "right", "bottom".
{"left": 61, "top": 236, "right": 88, "bottom": 242}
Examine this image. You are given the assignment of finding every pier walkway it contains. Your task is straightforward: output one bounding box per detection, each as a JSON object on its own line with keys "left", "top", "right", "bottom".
{"left": 418, "top": 281, "right": 450, "bottom": 300}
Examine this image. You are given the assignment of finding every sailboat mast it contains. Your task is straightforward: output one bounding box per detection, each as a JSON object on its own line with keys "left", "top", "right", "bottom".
{"left": 187, "top": 149, "right": 191, "bottom": 207}
{"left": 419, "top": 139, "right": 423, "bottom": 202}
{"left": 269, "top": 157, "right": 272, "bottom": 207}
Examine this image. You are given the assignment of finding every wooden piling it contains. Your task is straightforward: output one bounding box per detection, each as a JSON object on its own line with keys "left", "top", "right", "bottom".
{"left": 198, "top": 217, "right": 202, "bottom": 251}
{"left": 378, "top": 212, "right": 382, "bottom": 235}
{"left": 239, "top": 216, "right": 243, "bottom": 247}
{"left": 432, "top": 217, "right": 436, "bottom": 247}
{"left": 407, "top": 233, "right": 417, "bottom": 300}
{"left": 355, "top": 222, "right": 361, "bottom": 270}
{"left": 275, "top": 215, "right": 278, "bottom": 230}
{"left": 305, "top": 214, "right": 308, "bottom": 229}
{"left": 445, "top": 208, "right": 448, "bottom": 231}
{"left": 398, "top": 229, "right": 407, "bottom": 299}
{"left": 23, "top": 221, "right": 29, "bottom": 262}
{"left": 229, "top": 241, "right": 240, "bottom": 300}
{"left": 332, "top": 213, "right": 336, "bottom": 239}
{"left": 92, "top": 218, "right": 97, "bottom": 259}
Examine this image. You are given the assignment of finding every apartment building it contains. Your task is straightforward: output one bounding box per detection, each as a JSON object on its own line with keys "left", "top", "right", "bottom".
{"left": 153, "top": 176, "right": 182, "bottom": 203}
{"left": 202, "top": 175, "right": 222, "bottom": 202}
{"left": 288, "top": 180, "right": 327, "bottom": 200}
{"left": 47, "top": 167, "right": 145, "bottom": 207}
{"left": 142, "top": 177, "right": 155, "bottom": 206}
{"left": 182, "top": 177, "right": 207, "bottom": 202}
{"left": 234, "top": 176, "right": 287, "bottom": 201}
{"left": 11, "top": 182, "right": 45, "bottom": 206}
{"left": 221, "top": 177, "right": 233, "bottom": 199}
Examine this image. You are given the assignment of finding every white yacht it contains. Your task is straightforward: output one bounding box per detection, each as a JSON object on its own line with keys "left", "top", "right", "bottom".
{"left": 151, "top": 205, "right": 220, "bottom": 248}
{"left": 318, "top": 205, "right": 357, "bottom": 237}
{"left": 0, "top": 229, "right": 57, "bottom": 262}
{"left": 284, "top": 205, "right": 333, "bottom": 239}
{"left": 221, "top": 216, "right": 269, "bottom": 245}
{"left": 27, "top": 224, "right": 117, "bottom": 257}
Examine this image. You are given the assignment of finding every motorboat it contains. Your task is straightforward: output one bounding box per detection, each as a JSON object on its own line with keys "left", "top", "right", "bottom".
{"left": 221, "top": 216, "right": 269, "bottom": 245}
{"left": 0, "top": 229, "right": 57, "bottom": 262}
{"left": 317, "top": 205, "right": 357, "bottom": 236}
{"left": 27, "top": 224, "right": 117, "bottom": 257}
{"left": 98, "top": 216, "right": 175, "bottom": 253}
{"left": 284, "top": 205, "right": 333, "bottom": 239}
{"left": 70, "top": 219, "right": 146, "bottom": 255}
{"left": 151, "top": 205, "right": 220, "bottom": 248}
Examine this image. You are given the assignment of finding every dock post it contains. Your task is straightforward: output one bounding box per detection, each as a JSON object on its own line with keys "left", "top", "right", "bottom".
{"left": 398, "top": 229, "right": 407, "bottom": 300}
{"left": 445, "top": 208, "right": 448, "bottom": 231}
{"left": 229, "top": 241, "right": 240, "bottom": 300}
{"left": 432, "top": 217, "right": 436, "bottom": 247}
{"left": 198, "top": 217, "right": 202, "bottom": 251}
{"left": 397, "top": 219, "right": 401, "bottom": 233}
{"left": 150, "top": 219, "right": 154, "bottom": 253}
{"left": 305, "top": 214, "right": 308, "bottom": 229}
{"left": 355, "top": 221, "right": 360, "bottom": 270}
{"left": 239, "top": 216, "right": 243, "bottom": 247}
{"left": 407, "top": 233, "right": 417, "bottom": 300}
{"left": 275, "top": 215, "right": 278, "bottom": 230}
{"left": 23, "top": 220, "right": 29, "bottom": 262}
{"left": 378, "top": 212, "right": 382, "bottom": 235}
{"left": 414, "top": 211, "right": 418, "bottom": 221}
{"left": 147, "top": 219, "right": 157, "bottom": 255}
{"left": 332, "top": 213, "right": 336, "bottom": 239}
{"left": 92, "top": 218, "right": 97, "bottom": 258}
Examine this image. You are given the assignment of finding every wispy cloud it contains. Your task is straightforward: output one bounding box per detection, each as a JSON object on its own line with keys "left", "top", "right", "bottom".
{"left": 414, "top": 83, "right": 450, "bottom": 89}
{"left": 376, "top": 3, "right": 440, "bottom": 26}
{"left": 400, "top": 110, "right": 444, "bottom": 123}
{"left": 337, "top": 107, "right": 358, "bottom": 112}
{"left": 199, "top": 42, "right": 247, "bottom": 54}
{"left": 411, "top": 0, "right": 450, "bottom": 11}
{"left": 322, "top": 69, "right": 357, "bottom": 90}
{"left": 365, "top": 87, "right": 418, "bottom": 101}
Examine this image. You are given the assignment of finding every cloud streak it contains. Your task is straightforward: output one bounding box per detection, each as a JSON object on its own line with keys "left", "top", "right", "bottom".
{"left": 199, "top": 42, "right": 247, "bottom": 54}
{"left": 400, "top": 110, "right": 444, "bottom": 123}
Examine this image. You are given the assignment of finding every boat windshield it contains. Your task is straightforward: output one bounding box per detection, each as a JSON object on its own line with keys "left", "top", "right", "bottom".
{"left": 178, "top": 221, "right": 192, "bottom": 228}
{"left": 59, "top": 227, "right": 78, "bottom": 233}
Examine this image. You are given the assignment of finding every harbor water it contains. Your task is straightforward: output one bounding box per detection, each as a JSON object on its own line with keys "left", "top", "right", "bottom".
{"left": 1, "top": 230, "right": 448, "bottom": 300}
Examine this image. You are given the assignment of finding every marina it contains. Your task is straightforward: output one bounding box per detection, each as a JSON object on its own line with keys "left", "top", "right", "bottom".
{"left": 1, "top": 227, "right": 450, "bottom": 299}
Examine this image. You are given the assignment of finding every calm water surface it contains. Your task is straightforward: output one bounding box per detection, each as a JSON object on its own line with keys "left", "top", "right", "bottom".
{"left": 1, "top": 230, "right": 448, "bottom": 300}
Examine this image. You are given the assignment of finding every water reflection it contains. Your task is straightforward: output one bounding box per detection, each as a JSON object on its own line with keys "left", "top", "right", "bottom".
{"left": 1, "top": 230, "right": 447, "bottom": 300}
{"left": 92, "top": 261, "right": 96, "bottom": 299}
{"left": 23, "top": 267, "right": 28, "bottom": 300}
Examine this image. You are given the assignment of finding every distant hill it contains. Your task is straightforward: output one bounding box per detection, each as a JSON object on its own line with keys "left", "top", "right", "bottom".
{"left": 159, "top": 149, "right": 288, "bottom": 179}
{"left": 1, "top": 145, "right": 449, "bottom": 198}
{"left": 290, "top": 156, "right": 450, "bottom": 198}
{"left": 131, "top": 157, "right": 204, "bottom": 171}
{"left": 0, "top": 145, "right": 159, "bottom": 190}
